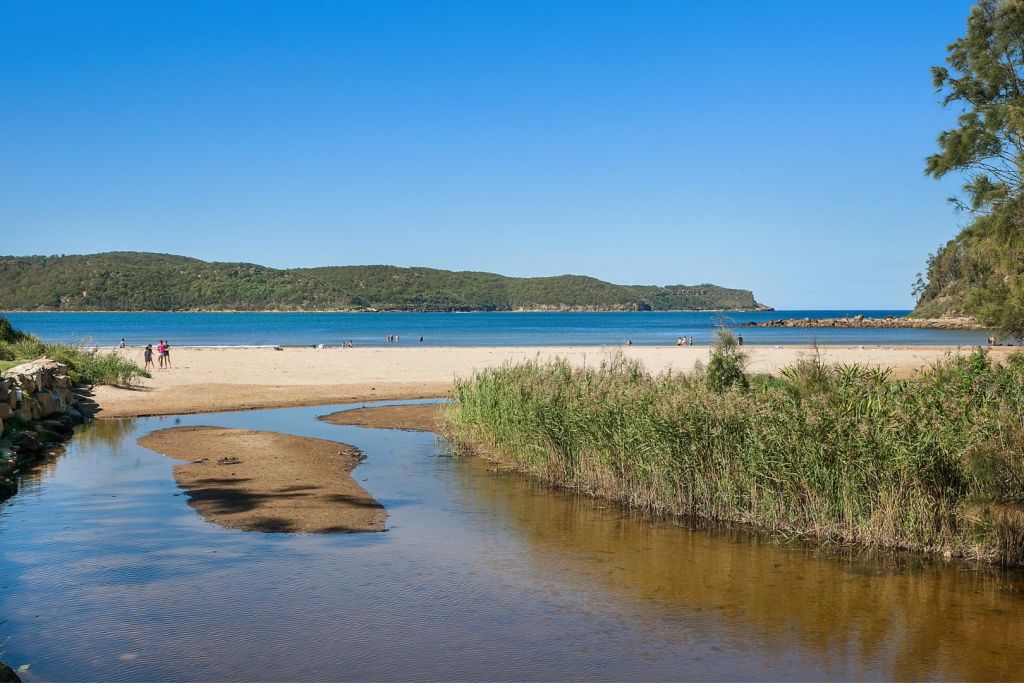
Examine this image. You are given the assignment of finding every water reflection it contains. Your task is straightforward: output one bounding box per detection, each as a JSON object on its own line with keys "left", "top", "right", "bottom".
{"left": 448, "top": 454, "right": 1024, "bottom": 681}
{"left": 73, "top": 417, "right": 140, "bottom": 450}
{"left": 1, "top": 405, "right": 1022, "bottom": 681}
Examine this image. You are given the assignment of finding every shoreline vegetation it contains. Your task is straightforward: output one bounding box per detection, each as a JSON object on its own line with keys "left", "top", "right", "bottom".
{"left": 0, "top": 252, "right": 769, "bottom": 313}
{"left": 446, "top": 332, "right": 1024, "bottom": 567}
{"left": 0, "top": 317, "right": 148, "bottom": 386}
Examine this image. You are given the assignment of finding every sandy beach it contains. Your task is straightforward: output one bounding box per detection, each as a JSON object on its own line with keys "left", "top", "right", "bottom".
{"left": 89, "top": 344, "right": 1013, "bottom": 418}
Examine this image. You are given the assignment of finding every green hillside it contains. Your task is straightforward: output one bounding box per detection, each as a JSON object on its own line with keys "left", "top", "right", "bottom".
{"left": 913, "top": 0, "right": 1024, "bottom": 335}
{"left": 0, "top": 253, "right": 767, "bottom": 312}
{"left": 913, "top": 198, "right": 1024, "bottom": 331}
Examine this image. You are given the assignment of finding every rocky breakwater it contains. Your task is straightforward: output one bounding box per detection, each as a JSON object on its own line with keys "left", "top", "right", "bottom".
{"left": 0, "top": 359, "right": 89, "bottom": 501}
{"left": 738, "top": 315, "right": 987, "bottom": 330}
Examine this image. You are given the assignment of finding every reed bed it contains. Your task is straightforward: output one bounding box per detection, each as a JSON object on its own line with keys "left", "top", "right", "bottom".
{"left": 447, "top": 335, "right": 1024, "bottom": 566}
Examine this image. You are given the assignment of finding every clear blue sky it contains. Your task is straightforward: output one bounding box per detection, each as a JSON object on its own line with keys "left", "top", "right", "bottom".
{"left": 0, "top": 1, "right": 975, "bottom": 309}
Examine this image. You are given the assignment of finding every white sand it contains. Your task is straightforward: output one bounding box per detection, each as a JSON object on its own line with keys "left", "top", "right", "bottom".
{"left": 92, "top": 344, "right": 1004, "bottom": 417}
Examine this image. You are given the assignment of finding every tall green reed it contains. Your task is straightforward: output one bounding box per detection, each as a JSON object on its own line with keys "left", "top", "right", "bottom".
{"left": 447, "top": 341, "right": 1024, "bottom": 566}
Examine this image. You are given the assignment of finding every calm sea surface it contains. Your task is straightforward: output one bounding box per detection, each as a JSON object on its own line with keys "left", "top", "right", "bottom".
{"left": 0, "top": 310, "right": 992, "bottom": 346}
{"left": 1, "top": 401, "right": 1022, "bottom": 681}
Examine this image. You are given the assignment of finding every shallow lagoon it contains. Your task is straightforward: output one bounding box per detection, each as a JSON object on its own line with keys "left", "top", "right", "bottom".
{"left": 2, "top": 402, "right": 1023, "bottom": 681}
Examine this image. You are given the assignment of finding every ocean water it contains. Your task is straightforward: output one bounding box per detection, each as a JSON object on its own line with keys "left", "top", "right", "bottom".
{"left": 0, "top": 310, "right": 991, "bottom": 347}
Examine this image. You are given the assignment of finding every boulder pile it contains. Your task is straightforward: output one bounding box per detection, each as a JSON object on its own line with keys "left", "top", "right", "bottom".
{"left": 0, "top": 358, "right": 87, "bottom": 500}
{"left": 738, "top": 316, "right": 987, "bottom": 330}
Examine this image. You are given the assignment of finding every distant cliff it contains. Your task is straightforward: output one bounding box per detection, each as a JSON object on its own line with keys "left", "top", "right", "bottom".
{"left": 0, "top": 252, "right": 770, "bottom": 313}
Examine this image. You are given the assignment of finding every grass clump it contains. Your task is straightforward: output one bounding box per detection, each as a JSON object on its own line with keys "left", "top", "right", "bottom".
{"left": 705, "top": 330, "right": 748, "bottom": 391}
{"left": 0, "top": 317, "right": 148, "bottom": 387}
{"left": 43, "top": 343, "right": 149, "bottom": 387}
{"left": 447, "top": 335, "right": 1024, "bottom": 567}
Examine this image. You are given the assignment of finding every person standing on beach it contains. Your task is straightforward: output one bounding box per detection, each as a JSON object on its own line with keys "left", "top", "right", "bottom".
{"left": 163, "top": 340, "right": 172, "bottom": 368}
{"left": 143, "top": 344, "right": 154, "bottom": 371}
{"left": 156, "top": 340, "right": 165, "bottom": 368}
{"left": 119, "top": 338, "right": 126, "bottom": 349}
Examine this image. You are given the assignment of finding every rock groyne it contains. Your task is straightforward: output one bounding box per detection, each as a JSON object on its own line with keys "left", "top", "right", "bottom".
{"left": 738, "top": 315, "right": 986, "bottom": 330}
{"left": 0, "top": 359, "right": 89, "bottom": 501}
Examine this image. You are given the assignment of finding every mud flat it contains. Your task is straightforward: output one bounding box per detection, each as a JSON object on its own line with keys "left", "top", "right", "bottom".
{"left": 138, "top": 426, "right": 385, "bottom": 533}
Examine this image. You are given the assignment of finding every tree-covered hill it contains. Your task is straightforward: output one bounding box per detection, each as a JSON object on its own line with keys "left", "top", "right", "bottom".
{"left": 0, "top": 253, "right": 767, "bottom": 312}
{"left": 913, "top": 199, "right": 1024, "bottom": 330}
{"left": 913, "top": 0, "right": 1024, "bottom": 335}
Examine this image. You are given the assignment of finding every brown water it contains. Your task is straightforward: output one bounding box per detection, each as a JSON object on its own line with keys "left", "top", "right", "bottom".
{"left": 1, "top": 402, "right": 1023, "bottom": 681}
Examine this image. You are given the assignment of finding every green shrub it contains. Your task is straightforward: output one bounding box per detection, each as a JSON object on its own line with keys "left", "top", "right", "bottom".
{"left": 704, "top": 330, "right": 748, "bottom": 391}
{"left": 0, "top": 316, "right": 30, "bottom": 344}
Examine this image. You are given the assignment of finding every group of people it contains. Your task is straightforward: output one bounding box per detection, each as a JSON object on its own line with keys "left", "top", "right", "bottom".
{"left": 325, "top": 335, "right": 426, "bottom": 349}
{"left": 626, "top": 335, "right": 745, "bottom": 347}
{"left": 118, "top": 337, "right": 172, "bottom": 370}
{"left": 142, "top": 340, "right": 172, "bottom": 370}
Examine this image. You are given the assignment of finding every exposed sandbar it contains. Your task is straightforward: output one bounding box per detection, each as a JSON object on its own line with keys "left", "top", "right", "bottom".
{"left": 320, "top": 403, "right": 445, "bottom": 432}
{"left": 138, "top": 426, "right": 386, "bottom": 534}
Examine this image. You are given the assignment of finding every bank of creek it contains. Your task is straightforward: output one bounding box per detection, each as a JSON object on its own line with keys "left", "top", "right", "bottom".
{"left": 1, "top": 400, "right": 1023, "bottom": 681}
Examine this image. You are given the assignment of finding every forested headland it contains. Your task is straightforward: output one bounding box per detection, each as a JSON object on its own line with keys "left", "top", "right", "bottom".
{"left": 0, "top": 252, "right": 768, "bottom": 313}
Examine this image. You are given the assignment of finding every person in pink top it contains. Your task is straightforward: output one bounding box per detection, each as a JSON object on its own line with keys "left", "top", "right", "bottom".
{"left": 156, "top": 340, "right": 166, "bottom": 369}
